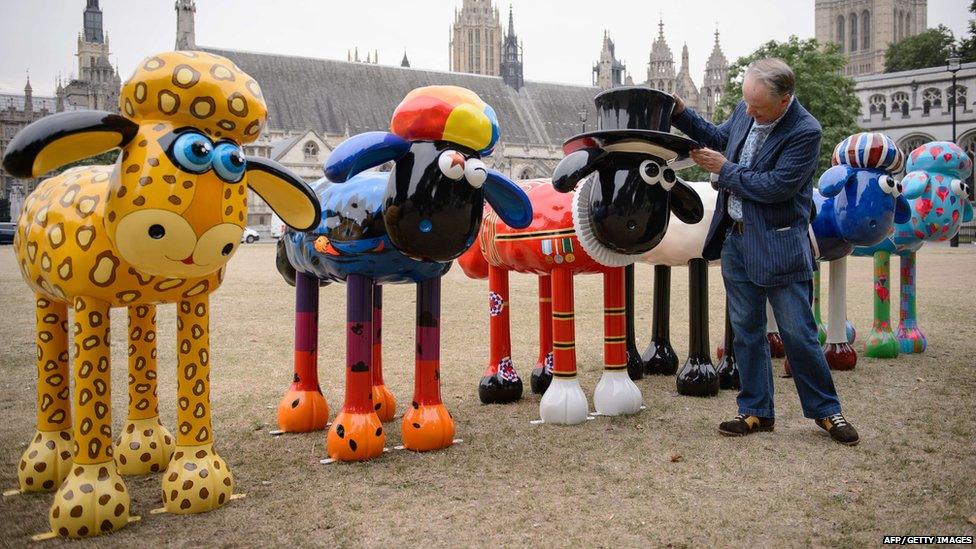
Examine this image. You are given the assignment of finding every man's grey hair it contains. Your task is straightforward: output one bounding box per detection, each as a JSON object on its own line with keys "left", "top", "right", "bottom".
{"left": 745, "top": 58, "right": 795, "bottom": 97}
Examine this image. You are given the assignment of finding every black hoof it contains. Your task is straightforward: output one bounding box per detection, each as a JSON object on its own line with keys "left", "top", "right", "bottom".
{"left": 479, "top": 374, "right": 523, "bottom": 404}
{"left": 626, "top": 344, "right": 644, "bottom": 381}
{"left": 642, "top": 340, "right": 678, "bottom": 376}
{"left": 716, "top": 355, "right": 740, "bottom": 391}
{"left": 676, "top": 357, "right": 719, "bottom": 397}
{"left": 530, "top": 366, "right": 552, "bottom": 395}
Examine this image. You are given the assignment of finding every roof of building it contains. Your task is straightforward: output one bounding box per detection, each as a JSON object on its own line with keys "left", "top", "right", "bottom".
{"left": 0, "top": 93, "right": 80, "bottom": 113}
{"left": 203, "top": 47, "right": 600, "bottom": 148}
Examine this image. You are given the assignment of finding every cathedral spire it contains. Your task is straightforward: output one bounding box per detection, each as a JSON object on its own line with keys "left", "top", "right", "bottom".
{"left": 401, "top": 51, "right": 410, "bottom": 68}
{"left": 175, "top": 0, "right": 197, "bottom": 50}
{"left": 24, "top": 74, "right": 33, "bottom": 113}
{"left": 646, "top": 16, "right": 675, "bottom": 92}
{"left": 593, "top": 30, "right": 626, "bottom": 89}
{"left": 83, "top": 0, "right": 104, "bottom": 43}
{"left": 507, "top": 4, "right": 515, "bottom": 38}
{"left": 500, "top": 3, "right": 523, "bottom": 89}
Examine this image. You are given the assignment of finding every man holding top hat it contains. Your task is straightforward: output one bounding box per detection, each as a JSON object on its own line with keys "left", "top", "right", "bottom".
{"left": 672, "top": 58, "right": 859, "bottom": 446}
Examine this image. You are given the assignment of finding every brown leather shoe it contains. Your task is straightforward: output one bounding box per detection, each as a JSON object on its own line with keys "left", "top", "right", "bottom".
{"left": 719, "top": 413, "right": 775, "bottom": 437}
{"left": 817, "top": 413, "right": 860, "bottom": 446}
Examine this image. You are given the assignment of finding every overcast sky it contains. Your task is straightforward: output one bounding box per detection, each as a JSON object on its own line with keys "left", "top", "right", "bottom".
{"left": 0, "top": 0, "right": 971, "bottom": 96}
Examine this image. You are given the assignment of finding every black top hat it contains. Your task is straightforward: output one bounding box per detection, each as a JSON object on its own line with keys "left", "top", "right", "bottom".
{"left": 563, "top": 86, "right": 699, "bottom": 164}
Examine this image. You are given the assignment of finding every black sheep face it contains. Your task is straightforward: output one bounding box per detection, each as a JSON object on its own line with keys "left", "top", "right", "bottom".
{"left": 553, "top": 146, "right": 704, "bottom": 256}
{"left": 588, "top": 153, "right": 678, "bottom": 254}
{"left": 382, "top": 141, "right": 485, "bottom": 262}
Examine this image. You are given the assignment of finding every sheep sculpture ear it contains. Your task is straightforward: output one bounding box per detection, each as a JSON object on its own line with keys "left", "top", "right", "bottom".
{"left": 1, "top": 110, "right": 138, "bottom": 178}
{"left": 552, "top": 147, "right": 605, "bottom": 192}
{"left": 817, "top": 165, "right": 853, "bottom": 198}
{"left": 324, "top": 131, "right": 410, "bottom": 183}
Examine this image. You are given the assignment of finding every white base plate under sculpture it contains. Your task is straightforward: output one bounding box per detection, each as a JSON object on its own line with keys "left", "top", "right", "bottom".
{"left": 592, "top": 370, "right": 643, "bottom": 416}
{"left": 539, "top": 377, "right": 590, "bottom": 425}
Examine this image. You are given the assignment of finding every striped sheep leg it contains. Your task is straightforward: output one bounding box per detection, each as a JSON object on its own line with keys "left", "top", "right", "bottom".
{"left": 402, "top": 277, "right": 455, "bottom": 451}
{"left": 642, "top": 265, "right": 678, "bottom": 375}
{"left": 370, "top": 285, "right": 396, "bottom": 422}
{"left": 895, "top": 252, "right": 926, "bottom": 354}
{"left": 479, "top": 265, "right": 523, "bottom": 404}
{"left": 593, "top": 267, "right": 643, "bottom": 416}
{"left": 277, "top": 271, "right": 329, "bottom": 433}
{"left": 824, "top": 257, "right": 857, "bottom": 370}
{"left": 530, "top": 274, "right": 554, "bottom": 395}
{"left": 326, "top": 274, "right": 384, "bottom": 461}
{"left": 538, "top": 268, "right": 589, "bottom": 424}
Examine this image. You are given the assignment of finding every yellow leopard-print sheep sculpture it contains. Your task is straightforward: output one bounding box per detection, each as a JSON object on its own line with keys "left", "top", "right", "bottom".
{"left": 2, "top": 50, "right": 320, "bottom": 539}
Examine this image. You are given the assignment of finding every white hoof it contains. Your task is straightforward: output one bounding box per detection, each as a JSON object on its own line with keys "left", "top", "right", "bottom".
{"left": 593, "top": 370, "right": 643, "bottom": 416}
{"left": 539, "top": 377, "right": 589, "bottom": 425}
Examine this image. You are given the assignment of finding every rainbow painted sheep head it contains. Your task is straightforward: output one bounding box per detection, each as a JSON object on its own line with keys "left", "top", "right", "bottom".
{"left": 900, "top": 141, "right": 974, "bottom": 243}
{"left": 323, "top": 85, "right": 530, "bottom": 262}
{"left": 816, "top": 132, "right": 910, "bottom": 247}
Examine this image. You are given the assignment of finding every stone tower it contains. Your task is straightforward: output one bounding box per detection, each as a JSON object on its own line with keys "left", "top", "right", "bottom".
{"left": 674, "top": 44, "right": 701, "bottom": 112}
{"left": 64, "top": 0, "right": 120, "bottom": 111}
{"left": 646, "top": 18, "right": 676, "bottom": 93}
{"left": 500, "top": 6, "right": 524, "bottom": 90}
{"left": 450, "top": 0, "right": 502, "bottom": 76}
{"left": 814, "top": 0, "right": 927, "bottom": 76}
{"left": 175, "top": 0, "right": 197, "bottom": 50}
{"left": 701, "top": 29, "right": 729, "bottom": 121}
{"left": 593, "top": 31, "right": 627, "bottom": 89}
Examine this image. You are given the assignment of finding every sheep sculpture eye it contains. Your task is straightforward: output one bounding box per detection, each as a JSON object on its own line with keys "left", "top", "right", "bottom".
{"left": 172, "top": 132, "right": 214, "bottom": 174}
{"left": 660, "top": 166, "right": 677, "bottom": 191}
{"left": 464, "top": 158, "right": 487, "bottom": 188}
{"left": 878, "top": 174, "right": 898, "bottom": 196}
{"left": 639, "top": 159, "right": 661, "bottom": 185}
{"left": 213, "top": 142, "right": 246, "bottom": 183}
{"left": 437, "top": 150, "right": 465, "bottom": 181}
{"left": 950, "top": 178, "right": 968, "bottom": 197}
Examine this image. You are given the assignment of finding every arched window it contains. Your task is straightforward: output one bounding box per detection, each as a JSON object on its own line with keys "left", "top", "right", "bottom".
{"left": 898, "top": 134, "right": 933, "bottom": 157}
{"left": 303, "top": 141, "right": 319, "bottom": 161}
{"left": 891, "top": 91, "right": 910, "bottom": 118}
{"left": 836, "top": 15, "right": 846, "bottom": 52}
{"left": 959, "top": 132, "right": 976, "bottom": 198}
{"left": 519, "top": 167, "right": 533, "bottom": 180}
{"left": 947, "top": 85, "right": 967, "bottom": 109}
{"left": 861, "top": 10, "right": 871, "bottom": 50}
{"left": 869, "top": 94, "right": 886, "bottom": 116}
{"left": 850, "top": 12, "right": 858, "bottom": 52}
{"left": 922, "top": 88, "right": 942, "bottom": 115}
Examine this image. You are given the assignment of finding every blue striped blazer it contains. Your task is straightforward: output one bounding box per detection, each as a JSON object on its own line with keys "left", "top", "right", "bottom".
{"left": 674, "top": 99, "right": 823, "bottom": 287}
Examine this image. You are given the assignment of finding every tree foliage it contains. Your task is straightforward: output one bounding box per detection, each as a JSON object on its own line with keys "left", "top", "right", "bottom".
{"left": 884, "top": 25, "right": 956, "bottom": 73}
{"left": 714, "top": 36, "right": 860, "bottom": 178}
{"left": 56, "top": 150, "right": 120, "bottom": 173}
{"left": 960, "top": 1, "right": 976, "bottom": 63}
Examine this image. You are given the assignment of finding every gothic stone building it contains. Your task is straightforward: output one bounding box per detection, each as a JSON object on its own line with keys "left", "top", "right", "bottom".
{"left": 815, "top": 0, "right": 928, "bottom": 76}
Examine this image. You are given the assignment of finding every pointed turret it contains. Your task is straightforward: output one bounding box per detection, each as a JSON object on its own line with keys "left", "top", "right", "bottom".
{"left": 646, "top": 16, "right": 675, "bottom": 92}
{"left": 175, "top": 0, "right": 197, "bottom": 50}
{"left": 500, "top": 4, "right": 523, "bottom": 89}
{"left": 593, "top": 30, "right": 626, "bottom": 89}
{"left": 702, "top": 28, "right": 729, "bottom": 121}
{"left": 23, "top": 75, "right": 33, "bottom": 113}
{"left": 401, "top": 51, "right": 411, "bottom": 67}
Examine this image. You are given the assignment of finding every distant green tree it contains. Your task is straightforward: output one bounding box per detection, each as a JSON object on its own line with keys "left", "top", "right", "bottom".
{"left": 714, "top": 36, "right": 860, "bottom": 178}
{"left": 677, "top": 164, "right": 711, "bottom": 183}
{"left": 884, "top": 25, "right": 956, "bottom": 72}
{"left": 960, "top": 1, "right": 976, "bottom": 62}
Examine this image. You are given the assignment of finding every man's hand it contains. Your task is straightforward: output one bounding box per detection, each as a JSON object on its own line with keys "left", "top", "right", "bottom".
{"left": 690, "top": 147, "right": 727, "bottom": 174}
{"left": 672, "top": 94, "right": 685, "bottom": 116}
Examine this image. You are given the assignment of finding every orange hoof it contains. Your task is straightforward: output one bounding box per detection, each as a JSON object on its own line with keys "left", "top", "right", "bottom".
{"left": 401, "top": 403, "right": 455, "bottom": 452}
{"left": 277, "top": 389, "right": 329, "bottom": 433}
{"left": 371, "top": 384, "right": 397, "bottom": 423}
{"left": 326, "top": 411, "right": 384, "bottom": 462}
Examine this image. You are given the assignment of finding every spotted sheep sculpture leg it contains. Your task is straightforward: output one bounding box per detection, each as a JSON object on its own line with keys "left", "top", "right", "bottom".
{"left": 276, "top": 270, "right": 329, "bottom": 433}
{"left": 371, "top": 285, "right": 396, "bottom": 422}
{"left": 326, "top": 274, "right": 385, "bottom": 461}
{"left": 479, "top": 264, "right": 524, "bottom": 403}
{"left": 896, "top": 252, "right": 926, "bottom": 354}
{"left": 593, "top": 267, "right": 643, "bottom": 416}
{"left": 539, "top": 268, "right": 589, "bottom": 424}
{"left": 115, "top": 304, "right": 174, "bottom": 475}
{"left": 402, "top": 277, "right": 455, "bottom": 451}
{"left": 11, "top": 297, "right": 73, "bottom": 495}
{"left": 530, "top": 274, "right": 554, "bottom": 395}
